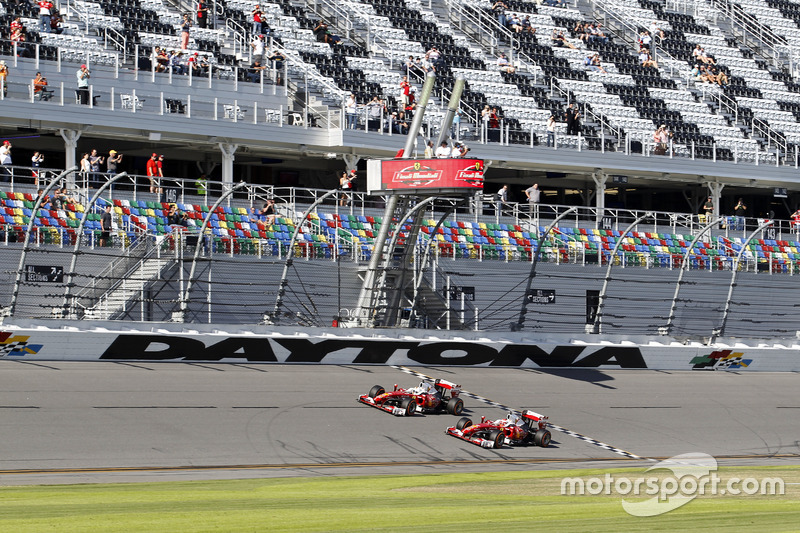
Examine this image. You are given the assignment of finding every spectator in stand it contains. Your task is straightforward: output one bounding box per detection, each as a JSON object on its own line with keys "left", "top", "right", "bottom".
{"left": 49, "top": 6, "right": 63, "bottom": 34}
{"left": 715, "top": 68, "right": 728, "bottom": 86}
{"left": 692, "top": 45, "right": 711, "bottom": 65}
{"left": 542, "top": 0, "right": 564, "bottom": 6}
{"left": 435, "top": 141, "right": 450, "bottom": 158}
{"left": 157, "top": 155, "right": 165, "bottom": 183}
{"left": 345, "top": 93, "right": 358, "bottom": 129}
{"left": 496, "top": 184, "right": 508, "bottom": 214}
{"left": 451, "top": 109, "right": 462, "bottom": 138}
{"left": 76, "top": 64, "right": 91, "bottom": 105}
{"left": 649, "top": 21, "right": 665, "bottom": 40}
{"left": 196, "top": 173, "right": 207, "bottom": 196}
{"left": 400, "top": 75, "right": 411, "bottom": 106}
{"left": 394, "top": 111, "right": 409, "bottom": 134}
{"left": 488, "top": 107, "right": 501, "bottom": 129}
{"left": 169, "top": 51, "right": 187, "bottom": 74}
{"left": 146, "top": 153, "right": 160, "bottom": 193}
{"left": 339, "top": 170, "right": 355, "bottom": 206}
{"left": 10, "top": 16, "right": 22, "bottom": 36}
{"left": 247, "top": 60, "right": 266, "bottom": 82}
{"left": 451, "top": 142, "right": 468, "bottom": 158}
{"left": 639, "top": 48, "right": 658, "bottom": 68}
{"left": 0, "top": 61, "right": 8, "bottom": 98}
{"left": 313, "top": 20, "right": 330, "bottom": 43}
{"left": 497, "top": 52, "right": 515, "bottom": 73}
{"left": 492, "top": 1, "right": 509, "bottom": 28}
{"left": 33, "top": 71, "right": 53, "bottom": 100}
{"left": 701, "top": 196, "right": 714, "bottom": 222}
{"left": 546, "top": 114, "right": 556, "bottom": 147}
{"left": 252, "top": 5, "right": 264, "bottom": 35}
{"left": 638, "top": 30, "right": 652, "bottom": 48}
{"left": 180, "top": 14, "right": 191, "bottom": 51}
{"left": 153, "top": 47, "right": 168, "bottom": 72}
{"left": 367, "top": 96, "right": 384, "bottom": 130}
{"left": 196, "top": 0, "right": 209, "bottom": 29}
{"left": 10, "top": 24, "right": 27, "bottom": 54}
{"left": 79, "top": 152, "right": 90, "bottom": 183}
{"left": 89, "top": 149, "right": 104, "bottom": 187}
{"left": 422, "top": 52, "right": 436, "bottom": 74}
{"left": 525, "top": 183, "right": 541, "bottom": 214}
{"left": 31, "top": 151, "right": 44, "bottom": 185}
{"left": 0, "top": 140, "right": 11, "bottom": 181}
{"left": 551, "top": 29, "right": 576, "bottom": 49}
{"left": 99, "top": 204, "right": 112, "bottom": 247}
{"left": 267, "top": 49, "right": 285, "bottom": 84}
{"left": 251, "top": 34, "right": 265, "bottom": 62}
{"left": 565, "top": 103, "right": 581, "bottom": 135}
{"left": 260, "top": 199, "right": 276, "bottom": 224}
{"left": 520, "top": 15, "right": 535, "bottom": 35}
{"left": 590, "top": 22, "right": 608, "bottom": 44}
{"left": 584, "top": 53, "right": 607, "bottom": 74}
{"left": 107, "top": 149, "right": 122, "bottom": 176}
{"left": 424, "top": 141, "right": 434, "bottom": 158}
{"left": 653, "top": 124, "right": 669, "bottom": 155}
{"left": 38, "top": 0, "right": 53, "bottom": 34}
{"left": 426, "top": 46, "right": 441, "bottom": 69}
{"left": 509, "top": 14, "right": 522, "bottom": 33}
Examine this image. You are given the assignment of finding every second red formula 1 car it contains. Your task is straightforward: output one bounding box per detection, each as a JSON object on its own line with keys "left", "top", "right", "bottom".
{"left": 445, "top": 410, "right": 552, "bottom": 449}
{"left": 357, "top": 379, "right": 465, "bottom": 417}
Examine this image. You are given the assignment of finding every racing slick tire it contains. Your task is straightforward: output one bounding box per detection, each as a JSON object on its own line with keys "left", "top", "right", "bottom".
{"left": 400, "top": 397, "right": 416, "bottom": 416}
{"left": 445, "top": 397, "right": 464, "bottom": 416}
{"left": 455, "top": 417, "right": 473, "bottom": 430}
{"left": 533, "top": 429, "right": 551, "bottom": 448}
{"left": 368, "top": 385, "right": 385, "bottom": 399}
{"left": 487, "top": 430, "right": 504, "bottom": 449}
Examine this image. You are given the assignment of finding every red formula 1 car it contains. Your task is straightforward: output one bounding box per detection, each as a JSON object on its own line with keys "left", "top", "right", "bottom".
{"left": 357, "top": 379, "right": 465, "bottom": 417}
{"left": 445, "top": 410, "right": 552, "bottom": 449}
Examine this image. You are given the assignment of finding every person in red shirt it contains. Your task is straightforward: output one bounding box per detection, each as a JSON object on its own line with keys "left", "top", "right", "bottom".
{"left": 146, "top": 153, "right": 161, "bottom": 193}
{"left": 38, "top": 0, "right": 53, "bottom": 33}
{"left": 251, "top": 5, "right": 263, "bottom": 35}
{"left": 196, "top": 0, "right": 208, "bottom": 29}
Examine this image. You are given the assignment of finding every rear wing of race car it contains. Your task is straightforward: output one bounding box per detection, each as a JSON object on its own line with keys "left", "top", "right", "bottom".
{"left": 522, "top": 409, "right": 548, "bottom": 425}
{"left": 434, "top": 378, "right": 461, "bottom": 396}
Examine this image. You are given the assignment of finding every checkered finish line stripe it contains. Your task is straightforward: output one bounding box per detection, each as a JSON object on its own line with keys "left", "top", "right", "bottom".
{"left": 392, "top": 365, "right": 652, "bottom": 462}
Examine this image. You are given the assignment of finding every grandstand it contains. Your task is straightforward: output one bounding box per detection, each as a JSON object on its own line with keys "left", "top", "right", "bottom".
{"left": 2, "top": 0, "right": 800, "bottom": 343}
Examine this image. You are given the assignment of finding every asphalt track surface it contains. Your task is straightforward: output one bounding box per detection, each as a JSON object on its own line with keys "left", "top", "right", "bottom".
{"left": 1, "top": 361, "right": 799, "bottom": 485}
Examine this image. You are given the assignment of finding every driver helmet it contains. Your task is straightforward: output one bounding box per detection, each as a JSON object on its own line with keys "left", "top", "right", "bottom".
{"left": 417, "top": 381, "right": 433, "bottom": 394}
{"left": 506, "top": 412, "right": 522, "bottom": 426}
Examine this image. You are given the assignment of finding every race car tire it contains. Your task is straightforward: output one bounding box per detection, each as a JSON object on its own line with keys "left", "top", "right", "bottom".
{"left": 400, "top": 397, "right": 416, "bottom": 416}
{"left": 455, "top": 417, "right": 473, "bottom": 430}
{"left": 488, "top": 430, "right": 504, "bottom": 449}
{"left": 446, "top": 397, "right": 464, "bottom": 416}
{"left": 533, "top": 429, "right": 552, "bottom": 448}
{"left": 368, "top": 385, "right": 385, "bottom": 398}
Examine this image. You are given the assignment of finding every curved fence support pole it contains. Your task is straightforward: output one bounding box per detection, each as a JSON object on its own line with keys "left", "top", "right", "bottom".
{"left": 270, "top": 187, "right": 341, "bottom": 323}
{"left": 375, "top": 196, "right": 438, "bottom": 328}
{"left": 663, "top": 216, "right": 726, "bottom": 336}
{"left": 711, "top": 220, "right": 774, "bottom": 343}
{"left": 511, "top": 206, "right": 578, "bottom": 331}
{"left": 407, "top": 202, "right": 460, "bottom": 324}
{"left": 61, "top": 172, "right": 129, "bottom": 318}
{"left": 591, "top": 212, "right": 653, "bottom": 334}
{"left": 8, "top": 166, "right": 78, "bottom": 317}
{"left": 180, "top": 181, "right": 247, "bottom": 322}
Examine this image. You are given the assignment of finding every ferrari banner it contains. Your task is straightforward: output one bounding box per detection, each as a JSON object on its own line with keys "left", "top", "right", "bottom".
{"left": 367, "top": 158, "right": 485, "bottom": 193}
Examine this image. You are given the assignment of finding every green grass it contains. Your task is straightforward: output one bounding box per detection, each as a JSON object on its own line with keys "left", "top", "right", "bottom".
{"left": 1, "top": 466, "right": 798, "bottom": 532}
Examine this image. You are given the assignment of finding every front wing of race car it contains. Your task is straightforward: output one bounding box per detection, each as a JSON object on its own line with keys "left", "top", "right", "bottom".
{"left": 444, "top": 426, "right": 502, "bottom": 449}
{"left": 357, "top": 394, "right": 414, "bottom": 416}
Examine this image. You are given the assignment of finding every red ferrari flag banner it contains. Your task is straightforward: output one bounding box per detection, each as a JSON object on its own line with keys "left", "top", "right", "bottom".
{"left": 367, "top": 158, "right": 485, "bottom": 193}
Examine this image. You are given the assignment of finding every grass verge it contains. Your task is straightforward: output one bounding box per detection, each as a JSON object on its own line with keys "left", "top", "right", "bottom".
{"left": 1, "top": 466, "right": 798, "bottom": 532}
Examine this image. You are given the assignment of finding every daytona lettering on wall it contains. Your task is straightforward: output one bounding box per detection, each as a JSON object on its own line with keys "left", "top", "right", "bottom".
{"left": 98, "top": 335, "right": 648, "bottom": 368}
